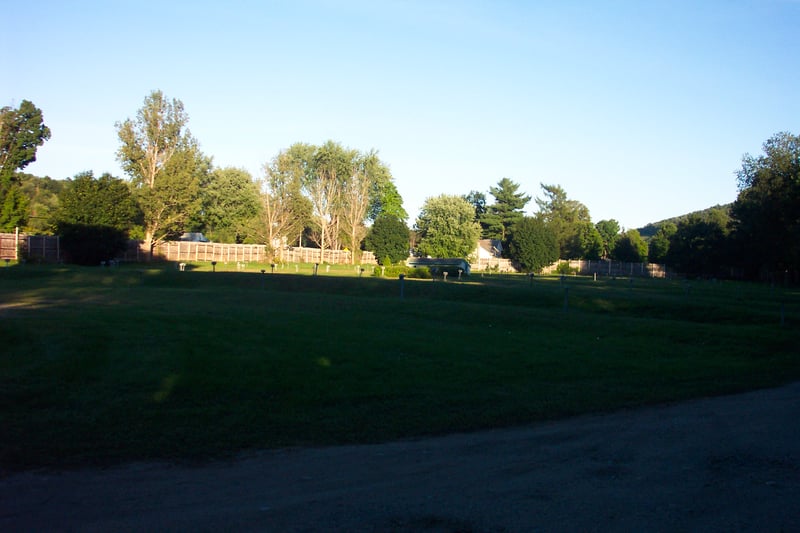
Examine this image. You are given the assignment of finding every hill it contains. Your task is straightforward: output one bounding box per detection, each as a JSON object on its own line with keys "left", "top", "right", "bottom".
{"left": 637, "top": 203, "right": 732, "bottom": 238}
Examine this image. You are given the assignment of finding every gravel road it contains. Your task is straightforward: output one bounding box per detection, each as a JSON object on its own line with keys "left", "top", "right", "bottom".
{"left": 2, "top": 382, "right": 799, "bottom": 532}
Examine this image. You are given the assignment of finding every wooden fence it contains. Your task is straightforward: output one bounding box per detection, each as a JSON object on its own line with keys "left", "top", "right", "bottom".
{"left": 153, "top": 241, "right": 267, "bottom": 263}
{"left": 1, "top": 233, "right": 380, "bottom": 265}
{"left": 541, "top": 259, "right": 667, "bottom": 278}
{"left": 2, "top": 233, "right": 662, "bottom": 276}
{"left": 275, "top": 246, "right": 376, "bottom": 265}
{"left": 470, "top": 257, "right": 515, "bottom": 272}
{"left": 0, "top": 232, "right": 61, "bottom": 262}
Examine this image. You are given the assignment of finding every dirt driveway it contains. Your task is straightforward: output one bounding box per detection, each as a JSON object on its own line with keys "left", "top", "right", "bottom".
{"left": 2, "top": 382, "right": 799, "bottom": 532}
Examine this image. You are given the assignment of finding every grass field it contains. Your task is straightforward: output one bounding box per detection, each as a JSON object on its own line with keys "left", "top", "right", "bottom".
{"left": 2, "top": 261, "right": 799, "bottom": 471}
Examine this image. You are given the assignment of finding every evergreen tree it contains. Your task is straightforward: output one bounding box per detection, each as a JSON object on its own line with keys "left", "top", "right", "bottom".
{"left": 507, "top": 216, "right": 559, "bottom": 273}
{"left": 363, "top": 214, "right": 409, "bottom": 264}
{"left": 481, "top": 178, "right": 530, "bottom": 241}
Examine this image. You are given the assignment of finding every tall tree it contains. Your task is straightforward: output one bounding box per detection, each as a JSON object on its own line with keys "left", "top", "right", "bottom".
{"left": 415, "top": 194, "right": 480, "bottom": 258}
{"left": 731, "top": 131, "right": 800, "bottom": 279}
{"left": 612, "top": 229, "right": 648, "bottom": 263}
{"left": 116, "top": 90, "right": 204, "bottom": 255}
{"left": 340, "top": 150, "right": 389, "bottom": 263}
{"left": 481, "top": 178, "right": 530, "bottom": 241}
{"left": 52, "top": 172, "right": 140, "bottom": 265}
{"left": 595, "top": 219, "right": 621, "bottom": 259}
{"left": 647, "top": 222, "right": 676, "bottom": 264}
{"left": 507, "top": 216, "right": 559, "bottom": 273}
{"left": 535, "top": 183, "right": 591, "bottom": 258}
{"left": 303, "top": 140, "right": 352, "bottom": 256}
{"left": 363, "top": 214, "right": 409, "bottom": 264}
{"left": 367, "top": 162, "right": 406, "bottom": 222}
{"left": 258, "top": 146, "right": 313, "bottom": 253}
{"left": 20, "top": 173, "right": 63, "bottom": 234}
{"left": 463, "top": 190, "right": 487, "bottom": 221}
{"left": 0, "top": 100, "right": 51, "bottom": 231}
{"left": 565, "top": 221, "right": 604, "bottom": 260}
{"left": 666, "top": 211, "right": 730, "bottom": 276}
{"left": 196, "top": 167, "right": 260, "bottom": 243}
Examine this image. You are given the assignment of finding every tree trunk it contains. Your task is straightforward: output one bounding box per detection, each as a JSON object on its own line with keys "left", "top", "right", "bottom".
{"left": 143, "top": 229, "right": 155, "bottom": 261}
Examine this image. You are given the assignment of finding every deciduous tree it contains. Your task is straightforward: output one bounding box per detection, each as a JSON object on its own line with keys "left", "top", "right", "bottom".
{"left": 52, "top": 171, "right": 140, "bottom": 265}
{"left": 647, "top": 222, "right": 676, "bottom": 264}
{"left": 196, "top": 167, "right": 260, "bottom": 243}
{"left": 116, "top": 90, "right": 205, "bottom": 256}
{"left": 731, "top": 131, "right": 800, "bottom": 279}
{"left": 258, "top": 146, "right": 313, "bottom": 253}
{"left": 415, "top": 194, "right": 480, "bottom": 258}
{"left": 21, "top": 173, "right": 63, "bottom": 234}
{"left": 535, "top": 184, "right": 591, "bottom": 258}
{"left": 363, "top": 214, "right": 409, "bottom": 264}
{"left": 666, "top": 211, "right": 730, "bottom": 276}
{"left": 612, "top": 229, "right": 648, "bottom": 263}
{"left": 0, "top": 100, "right": 51, "bottom": 231}
{"left": 595, "top": 219, "right": 620, "bottom": 259}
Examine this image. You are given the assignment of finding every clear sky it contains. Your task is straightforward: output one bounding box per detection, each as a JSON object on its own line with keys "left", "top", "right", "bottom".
{"left": 3, "top": 0, "right": 799, "bottom": 229}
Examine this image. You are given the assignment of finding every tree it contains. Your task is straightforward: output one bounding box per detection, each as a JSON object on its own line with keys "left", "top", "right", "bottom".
{"left": 20, "top": 173, "right": 63, "bottom": 234}
{"left": 481, "top": 178, "right": 530, "bottom": 241}
{"left": 507, "top": 216, "right": 559, "bottom": 273}
{"left": 415, "top": 194, "right": 480, "bottom": 258}
{"left": 647, "top": 222, "right": 676, "bottom": 264}
{"left": 340, "top": 150, "right": 391, "bottom": 263}
{"left": 666, "top": 212, "right": 730, "bottom": 276}
{"left": 363, "top": 214, "right": 409, "bottom": 264}
{"left": 301, "top": 141, "right": 352, "bottom": 255}
{"left": 595, "top": 219, "right": 620, "bottom": 259}
{"left": 463, "top": 190, "right": 487, "bottom": 221}
{"left": 196, "top": 167, "right": 260, "bottom": 243}
{"left": 271, "top": 141, "right": 395, "bottom": 262}
{"left": 565, "top": 221, "right": 603, "bottom": 260}
{"left": 0, "top": 100, "right": 51, "bottom": 231}
{"left": 258, "top": 146, "right": 313, "bottom": 253}
{"left": 116, "top": 90, "right": 204, "bottom": 256}
{"left": 367, "top": 164, "right": 406, "bottom": 222}
{"left": 133, "top": 143, "right": 208, "bottom": 247}
{"left": 535, "top": 184, "right": 591, "bottom": 258}
{"left": 52, "top": 171, "right": 140, "bottom": 265}
{"left": 612, "top": 229, "right": 648, "bottom": 263}
{"left": 730, "top": 131, "right": 800, "bottom": 279}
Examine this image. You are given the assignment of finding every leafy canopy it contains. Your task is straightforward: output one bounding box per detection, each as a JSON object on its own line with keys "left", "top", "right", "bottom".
{"left": 415, "top": 194, "right": 480, "bottom": 258}
{"left": 507, "top": 216, "right": 559, "bottom": 273}
{"left": 731, "top": 131, "right": 800, "bottom": 278}
{"left": 0, "top": 100, "right": 51, "bottom": 231}
{"left": 116, "top": 90, "right": 207, "bottom": 252}
{"left": 52, "top": 172, "right": 140, "bottom": 265}
{"left": 535, "top": 183, "right": 591, "bottom": 259}
{"left": 363, "top": 214, "right": 409, "bottom": 264}
{"left": 612, "top": 229, "right": 648, "bottom": 263}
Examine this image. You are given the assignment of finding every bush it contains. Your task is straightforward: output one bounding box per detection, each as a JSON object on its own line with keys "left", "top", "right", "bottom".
{"left": 556, "top": 261, "right": 578, "bottom": 275}
{"left": 371, "top": 265, "right": 433, "bottom": 279}
{"left": 59, "top": 223, "right": 128, "bottom": 266}
{"left": 408, "top": 267, "right": 432, "bottom": 279}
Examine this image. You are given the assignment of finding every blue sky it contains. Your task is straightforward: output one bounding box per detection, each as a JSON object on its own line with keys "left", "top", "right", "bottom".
{"left": 3, "top": 0, "right": 799, "bottom": 229}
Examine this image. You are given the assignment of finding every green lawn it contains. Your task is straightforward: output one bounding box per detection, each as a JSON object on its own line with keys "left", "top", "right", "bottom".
{"left": 2, "top": 263, "right": 798, "bottom": 471}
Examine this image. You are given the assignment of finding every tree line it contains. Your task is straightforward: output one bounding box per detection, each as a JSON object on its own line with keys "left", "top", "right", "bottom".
{"left": 2, "top": 92, "right": 798, "bottom": 280}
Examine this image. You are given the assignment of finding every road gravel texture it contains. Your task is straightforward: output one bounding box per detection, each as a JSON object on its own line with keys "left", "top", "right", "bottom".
{"left": 2, "top": 382, "right": 799, "bottom": 532}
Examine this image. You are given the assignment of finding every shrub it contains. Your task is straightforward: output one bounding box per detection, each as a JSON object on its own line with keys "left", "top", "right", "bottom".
{"left": 59, "top": 223, "right": 128, "bottom": 266}
{"left": 371, "top": 265, "right": 433, "bottom": 279}
{"left": 556, "top": 261, "right": 578, "bottom": 275}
